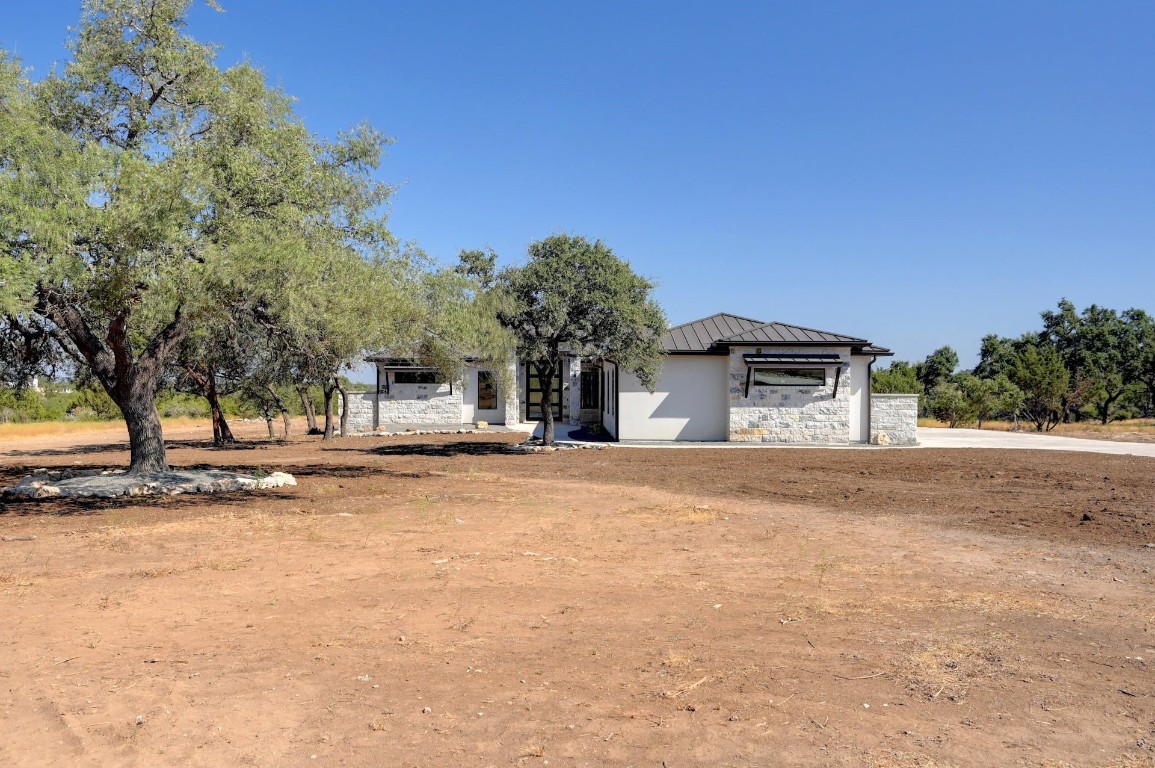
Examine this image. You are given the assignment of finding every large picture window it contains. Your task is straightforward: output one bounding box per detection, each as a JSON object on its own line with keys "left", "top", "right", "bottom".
{"left": 752, "top": 368, "right": 825, "bottom": 387}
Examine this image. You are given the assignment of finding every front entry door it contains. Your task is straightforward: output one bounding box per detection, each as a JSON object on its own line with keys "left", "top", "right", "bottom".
{"left": 463, "top": 369, "right": 502, "bottom": 424}
{"left": 526, "top": 364, "right": 562, "bottom": 420}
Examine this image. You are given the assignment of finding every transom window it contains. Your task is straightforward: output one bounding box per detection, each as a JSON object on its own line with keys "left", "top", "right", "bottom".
{"left": 752, "top": 368, "right": 826, "bottom": 387}
{"left": 394, "top": 371, "right": 443, "bottom": 385}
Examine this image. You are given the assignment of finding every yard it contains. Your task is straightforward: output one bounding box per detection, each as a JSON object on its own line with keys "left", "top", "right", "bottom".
{"left": 2, "top": 424, "right": 1154, "bottom": 767}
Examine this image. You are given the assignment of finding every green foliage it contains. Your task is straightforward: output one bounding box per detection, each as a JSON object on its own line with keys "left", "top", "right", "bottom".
{"left": 495, "top": 234, "right": 667, "bottom": 444}
{"left": 959, "top": 374, "right": 1023, "bottom": 428}
{"left": 69, "top": 384, "right": 121, "bottom": 421}
{"left": 0, "top": 1, "right": 404, "bottom": 465}
{"left": 927, "top": 381, "right": 972, "bottom": 428}
{"left": 1006, "top": 341, "right": 1068, "bottom": 431}
{"left": 497, "top": 234, "right": 668, "bottom": 387}
{"left": 872, "top": 361, "right": 921, "bottom": 394}
{"left": 916, "top": 346, "right": 959, "bottom": 393}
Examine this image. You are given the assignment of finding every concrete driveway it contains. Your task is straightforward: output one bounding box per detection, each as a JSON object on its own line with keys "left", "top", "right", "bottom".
{"left": 918, "top": 427, "right": 1155, "bottom": 457}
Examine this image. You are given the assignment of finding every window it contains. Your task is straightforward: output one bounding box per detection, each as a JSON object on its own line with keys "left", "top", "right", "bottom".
{"left": 580, "top": 370, "right": 600, "bottom": 409}
{"left": 477, "top": 370, "right": 497, "bottom": 410}
{"left": 394, "top": 371, "right": 442, "bottom": 385}
{"left": 526, "top": 364, "right": 562, "bottom": 419}
{"left": 752, "top": 368, "right": 825, "bottom": 387}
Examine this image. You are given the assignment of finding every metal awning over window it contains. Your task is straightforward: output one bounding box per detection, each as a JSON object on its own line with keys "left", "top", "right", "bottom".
{"left": 373, "top": 358, "right": 438, "bottom": 371}
{"left": 742, "top": 353, "right": 844, "bottom": 366}
{"left": 742, "top": 353, "right": 845, "bottom": 397}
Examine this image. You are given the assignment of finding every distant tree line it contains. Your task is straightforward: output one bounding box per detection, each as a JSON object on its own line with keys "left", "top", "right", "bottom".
{"left": 872, "top": 299, "right": 1155, "bottom": 430}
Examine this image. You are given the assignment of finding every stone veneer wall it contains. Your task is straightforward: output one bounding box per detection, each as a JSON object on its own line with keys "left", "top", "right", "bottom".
{"left": 727, "top": 347, "right": 852, "bottom": 444}
{"left": 501, "top": 360, "right": 520, "bottom": 426}
{"left": 341, "top": 391, "right": 376, "bottom": 433}
{"left": 869, "top": 394, "right": 919, "bottom": 445}
{"left": 377, "top": 381, "right": 463, "bottom": 425}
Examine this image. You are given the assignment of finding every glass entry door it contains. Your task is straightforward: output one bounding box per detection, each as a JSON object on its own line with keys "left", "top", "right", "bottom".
{"left": 526, "top": 364, "right": 562, "bottom": 420}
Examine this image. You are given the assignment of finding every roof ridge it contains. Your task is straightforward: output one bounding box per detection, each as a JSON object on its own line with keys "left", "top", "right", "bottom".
{"left": 668, "top": 311, "right": 766, "bottom": 329}
{"left": 761, "top": 320, "right": 868, "bottom": 342}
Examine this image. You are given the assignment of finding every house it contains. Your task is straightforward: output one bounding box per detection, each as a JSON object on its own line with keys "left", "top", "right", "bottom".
{"left": 343, "top": 313, "right": 918, "bottom": 445}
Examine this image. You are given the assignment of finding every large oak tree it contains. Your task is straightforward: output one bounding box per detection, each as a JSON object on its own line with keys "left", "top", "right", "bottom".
{"left": 495, "top": 234, "right": 667, "bottom": 446}
{"left": 0, "top": 0, "right": 396, "bottom": 471}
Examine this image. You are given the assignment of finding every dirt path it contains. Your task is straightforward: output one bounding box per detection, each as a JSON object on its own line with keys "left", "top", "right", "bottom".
{"left": 2, "top": 431, "right": 1154, "bottom": 767}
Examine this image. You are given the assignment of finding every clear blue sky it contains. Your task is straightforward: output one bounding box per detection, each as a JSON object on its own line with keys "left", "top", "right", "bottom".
{"left": 3, "top": 1, "right": 1153, "bottom": 371}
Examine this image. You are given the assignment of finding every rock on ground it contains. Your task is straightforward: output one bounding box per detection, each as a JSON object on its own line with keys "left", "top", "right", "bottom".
{"left": 1, "top": 469, "right": 296, "bottom": 499}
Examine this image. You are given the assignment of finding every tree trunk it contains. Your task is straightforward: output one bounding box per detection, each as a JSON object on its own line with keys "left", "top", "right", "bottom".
{"left": 206, "top": 375, "right": 236, "bottom": 446}
{"left": 299, "top": 385, "right": 320, "bottom": 434}
{"left": 539, "top": 357, "right": 557, "bottom": 446}
{"left": 322, "top": 381, "right": 336, "bottom": 440}
{"left": 1100, "top": 389, "right": 1122, "bottom": 424}
{"left": 40, "top": 303, "right": 187, "bottom": 474}
{"left": 266, "top": 384, "right": 291, "bottom": 437}
{"left": 337, "top": 380, "right": 349, "bottom": 437}
{"left": 262, "top": 404, "right": 275, "bottom": 438}
{"left": 117, "top": 380, "right": 169, "bottom": 474}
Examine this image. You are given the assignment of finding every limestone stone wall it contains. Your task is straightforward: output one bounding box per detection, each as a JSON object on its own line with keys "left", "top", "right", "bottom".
{"left": 501, "top": 359, "right": 520, "bottom": 426}
{"left": 870, "top": 394, "right": 919, "bottom": 445}
{"left": 727, "top": 347, "right": 852, "bottom": 444}
{"left": 341, "top": 391, "right": 377, "bottom": 433}
{"left": 376, "top": 382, "right": 463, "bottom": 425}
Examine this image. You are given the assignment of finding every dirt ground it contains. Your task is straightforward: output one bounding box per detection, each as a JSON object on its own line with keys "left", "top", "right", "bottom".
{"left": 2, "top": 424, "right": 1155, "bottom": 767}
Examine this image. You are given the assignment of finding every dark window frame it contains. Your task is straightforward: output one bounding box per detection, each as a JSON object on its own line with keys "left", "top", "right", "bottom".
{"left": 476, "top": 370, "right": 498, "bottom": 410}
{"left": 525, "top": 364, "right": 562, "bottom": 420}
{"left": 580, "top": 370, "right": 600, "bottom": 410}
{"left": 751, "top": 367, "right": 826, "bottom": 387}
{"left": 393, "top": 370, "right": 443, "bottom": 385}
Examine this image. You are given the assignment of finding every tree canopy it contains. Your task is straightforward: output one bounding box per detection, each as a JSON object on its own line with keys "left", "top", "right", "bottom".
{"left": 494, "top": 234, "right": 667, "bottom": 445}
{"left": 875, "top": 298, "right": 1155, "bottom": 430}
{"left": 0, "top": 0, "right": 403, "bottom": 470}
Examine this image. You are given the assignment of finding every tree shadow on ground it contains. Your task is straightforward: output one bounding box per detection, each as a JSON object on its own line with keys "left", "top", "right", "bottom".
{"left": 338, "top": 441, "right": 520, "bottom": 458}
{"left": 0, "top": 486, "right": 301, "bottom": 517}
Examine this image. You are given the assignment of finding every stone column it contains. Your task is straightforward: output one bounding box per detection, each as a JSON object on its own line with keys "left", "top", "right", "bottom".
{"left": 567, "top": 357, "right": 582, "bottom": 425}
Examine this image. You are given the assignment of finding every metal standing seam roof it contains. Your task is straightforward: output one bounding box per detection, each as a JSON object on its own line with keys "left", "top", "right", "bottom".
{"left": 662, "top": 313, "right": 877, "bottom": 352}
{"left": 719, "top": 322, "right": 868, "bottom": 346}
{"left": 661, "top": 313, "right": 767, "bottom": 352}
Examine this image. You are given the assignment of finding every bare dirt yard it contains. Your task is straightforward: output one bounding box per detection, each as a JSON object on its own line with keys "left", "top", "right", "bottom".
{"left": 2, "top": 424, "right": 1155, "bottom": 767}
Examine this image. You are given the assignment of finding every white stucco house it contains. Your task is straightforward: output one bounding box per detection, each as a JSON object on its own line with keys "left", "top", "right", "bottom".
{"left": 343, "top": 313, "right": 918, "bottom": 445}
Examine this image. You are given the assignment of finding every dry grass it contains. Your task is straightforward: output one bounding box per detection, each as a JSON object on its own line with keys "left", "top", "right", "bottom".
{"left": 919, "top": 417, "right": 1155, "bottom": 435}
{"left": 898, "top": 634, "right": 1014, "bottom": 702}
{"left": 0, "top": 416, "right": 212, "bottom": 440}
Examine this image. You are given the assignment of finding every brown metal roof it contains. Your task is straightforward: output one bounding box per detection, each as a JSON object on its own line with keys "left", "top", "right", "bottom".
{"left": 718, "top": 321, "right": 868, "bottom": 346}
{"left": 662, "top": 313, "right": 767, "bottom": 352}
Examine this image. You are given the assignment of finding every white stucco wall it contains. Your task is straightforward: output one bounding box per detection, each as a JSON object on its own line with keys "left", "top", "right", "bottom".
{"left": 601, "top": 362, "right": 618, "bottom": 439}
{"left": 728, "top": 346, "right": 852, "bottom": 444}
{"left": 616, "top": 356, "right": 729, "bottom": 441}
{"left": 849, "top": 355, "right": 871, "bottom": 443}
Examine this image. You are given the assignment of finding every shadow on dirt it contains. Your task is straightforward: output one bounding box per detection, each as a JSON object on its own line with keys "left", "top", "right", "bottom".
{"left": 3, "top": 438, "right": 280, "bottom": 459}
